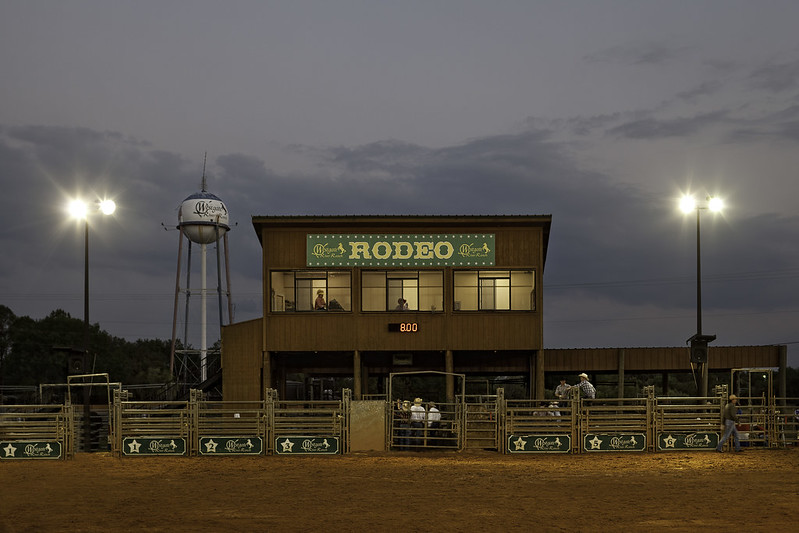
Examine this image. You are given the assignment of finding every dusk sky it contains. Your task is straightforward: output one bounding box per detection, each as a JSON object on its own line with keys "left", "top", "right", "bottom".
{"left": 1, "top": 1, "right": 798, "bottom": 366}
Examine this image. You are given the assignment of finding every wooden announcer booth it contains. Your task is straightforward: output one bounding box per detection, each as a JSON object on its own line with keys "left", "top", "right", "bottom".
{"left": 222, "top": 215, "right": 551, "bottom": 403}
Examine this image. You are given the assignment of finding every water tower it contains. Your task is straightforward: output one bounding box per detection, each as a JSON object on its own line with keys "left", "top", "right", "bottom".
{"left": 170, "top": 166, "right": 232, "bottom": 386}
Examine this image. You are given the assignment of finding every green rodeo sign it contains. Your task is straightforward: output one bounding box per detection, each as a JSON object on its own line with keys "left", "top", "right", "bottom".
{"left": 583, "top": 433, "right": 647, "bottom": 452}
{"left": 275, "top": 436, "right": 339, "bottom": 455}
{"left": 507, "top": 434, "right": 571, "bottom": 453}
{"left": 306, "top": 234, "right": 495, "bottom": 267}
{"left": 199, "top": 437, "right": 263, "bottom": 455}
{"left": 657, "top": 432, "right": 719, "bottom": 451}
{"left": 122, "top": 437, "right": 186, "bottom": 456}
{"left": 1, "top": 440, "right": 62, "bottom": 460}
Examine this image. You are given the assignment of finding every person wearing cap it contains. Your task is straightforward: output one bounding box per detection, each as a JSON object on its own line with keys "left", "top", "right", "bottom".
{"left": 574, "top": 373, "right": 596, "bottom": 399}
{"left": 395, "top": 297, "right": 409, "bottom": 311}
{"left": 716, "top": 394, "right": 743, "bottom": 452}
{"left": 427, "top": 401, "right": 441, "bottom": 445}
{"left": 427, "top": 401, "right": 441, "bottom": 428}
{"left": 394, "top": 399, "right": 411, "bottom": 448}
{"left": 314, "top": 289, "right": 326, "bottom": 310}
{"left": 555, "top": 378, "right": 572, "bottom": 400}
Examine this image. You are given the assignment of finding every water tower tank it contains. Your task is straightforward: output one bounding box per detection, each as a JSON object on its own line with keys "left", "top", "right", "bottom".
{"left": 178, "top": 191, "right": 230, "bottom": 244}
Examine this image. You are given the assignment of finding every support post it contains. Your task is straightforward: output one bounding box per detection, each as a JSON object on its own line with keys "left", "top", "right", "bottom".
{"left": 535, "top": 350, "right": 545, "bottom": 400}
{"left": 445, "top": 350, "right": 454, "bottom": 404}
{"left": 353, "top": 350, "right": 362, "bottom": 400}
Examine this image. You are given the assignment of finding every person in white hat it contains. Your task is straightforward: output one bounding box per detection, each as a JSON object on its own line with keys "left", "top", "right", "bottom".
{"left": 410, "top": 398, "right": 426, "bottom": 445}
{"left": 716, "top": 394, "right": 742, "bottom": 452}
{"left": 574, "top": 373, "right": 596, "bottom": 399}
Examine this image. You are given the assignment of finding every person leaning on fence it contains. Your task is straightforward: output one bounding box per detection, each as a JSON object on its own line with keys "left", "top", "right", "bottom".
{"left": 427, "top": 401, "right": 441, "bottom": 444}
{"left": 410, "top": 397, "right": 426, "bottom": 445}
{"left": 716, "top": 394, "right": 743, "bottom": 453}
{"left": 534, "top": 401, "right": 549, "bottom": 416}
{"left": 395, "top": 400, "right": 411, "bottom": 448}
{"left": 555, "top": 378, "right": 571, "bottom": 400}
{"left": 575, "top": 373, "right": 596, "bottom": 399}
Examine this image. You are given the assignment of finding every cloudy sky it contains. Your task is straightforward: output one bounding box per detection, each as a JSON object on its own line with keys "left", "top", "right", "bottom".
{"left": 1, "top": 1, "right": 798, "bottom": 366}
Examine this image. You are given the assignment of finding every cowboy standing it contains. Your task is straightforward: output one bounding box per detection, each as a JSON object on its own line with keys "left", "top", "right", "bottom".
{"left": 574, "top": 373, "right": 596, "bottom": 399}
{"left": 716, "top": 394, "right": 743, "bottom": 452}
{"left": 555, "top": 378, "right": 572, "bottom": 399}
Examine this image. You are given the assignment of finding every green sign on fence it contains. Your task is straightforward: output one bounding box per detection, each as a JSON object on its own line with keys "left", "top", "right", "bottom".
{"left": 583, "top": 433, "right": 647, "bottom": 452}
{"left": 199, "top": 436, "right": 263, "bottom": 455}
{"left": 122, "top": 437, "right": 186, "bottom": 456}
{"left": 507, "top": 434, "right": 571, "bottom": 453}
{"left": 657, "top": 432, "right": 719, "bottom": 451}
{"left": 1, "top": 440, "right": 62, "bottom": 460}
{"left": 306, "top": 234, "right": 495, "bottom": 267}
{"left": 275, "top": 436, "right": 339, "bottom": 455}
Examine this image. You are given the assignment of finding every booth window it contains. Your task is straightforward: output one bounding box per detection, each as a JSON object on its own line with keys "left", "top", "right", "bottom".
{"left": 362, "top": 270, "right": 443, "bottom": 312}
{"left": 453, "top": 270, "right": 535, "bottom": 311}
{"left": 271, "top": 270, "right": 351, "bottom": 312}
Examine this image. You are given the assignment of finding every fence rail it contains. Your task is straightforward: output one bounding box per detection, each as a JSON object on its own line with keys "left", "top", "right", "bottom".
{"left": 4, "top": 389, "right": 797, "bottom": 458}
{"left": 0, "top": 404, "right": 74, "bottom": 459}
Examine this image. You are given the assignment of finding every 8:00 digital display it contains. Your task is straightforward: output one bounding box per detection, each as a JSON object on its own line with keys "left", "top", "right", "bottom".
{"left": 388, "top": 322, "right": 419, "bottom": 333}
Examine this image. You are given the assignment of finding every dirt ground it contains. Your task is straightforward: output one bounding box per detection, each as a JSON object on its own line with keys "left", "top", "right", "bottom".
{"left": 1, "top": 448, "right": 797, "bottom": 532}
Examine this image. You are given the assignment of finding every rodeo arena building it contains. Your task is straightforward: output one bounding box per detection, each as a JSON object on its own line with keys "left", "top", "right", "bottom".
{"left": 1, "top": 215, "right": 797, "bottom": 459}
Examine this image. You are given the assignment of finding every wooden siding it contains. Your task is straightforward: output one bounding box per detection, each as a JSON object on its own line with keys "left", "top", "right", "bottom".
{"left": 221, "top": 318, "right": 262, "bottom": 402}
{"left": 264, "top": 312, "right": 540, "bottom": 352}
{"left": 258, "top": 223, "right": 547, "bottom": 269}
{"left": 255, "top": 216, "right": 550, "bottom": 354}
{"left": 544, "top": 346, "right": 782, "bottom": 373}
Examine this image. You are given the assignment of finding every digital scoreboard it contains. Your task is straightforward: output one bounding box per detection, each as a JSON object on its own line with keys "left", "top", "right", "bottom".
{"left": 388, "top": 322, "right": 419, "bottom": 333}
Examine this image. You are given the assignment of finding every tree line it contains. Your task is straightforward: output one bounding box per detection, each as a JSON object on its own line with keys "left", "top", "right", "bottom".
{"left": 0, "top": 304, "right": 174, "bottom": 391}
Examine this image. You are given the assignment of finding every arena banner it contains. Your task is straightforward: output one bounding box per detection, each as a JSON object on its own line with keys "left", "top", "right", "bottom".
{"left": 657, "top": 432, "right": 719, "bottom": 451}
{"left": 275, "top": 436, "right": 339, "bottom": 455}
{"left": 122, "top": 437, "right": 187, "bottom": 456}
{"left": 583, "top": 433, "right": 646, "bottom": 452}
{"left": 507, "top": 434, "right": 571, "bottom": 453}
{"left": 1, "top": 440, "right": 62, "bottom": 460}
{"left": 199, "top": 436, "right": 263, "bottom": 455}
{"left": 306, "top": 234, "right": 495, "bottom": 267}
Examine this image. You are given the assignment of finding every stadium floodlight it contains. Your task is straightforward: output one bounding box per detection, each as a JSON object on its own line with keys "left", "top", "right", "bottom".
{"left": 679, "top": 195, "right": 696, "bottom": 214}
{"left": 66, "top": 195, "right": 118, "bottom": 451}
{"left": 678, "top": 192, "right": 724, "bottom": 397}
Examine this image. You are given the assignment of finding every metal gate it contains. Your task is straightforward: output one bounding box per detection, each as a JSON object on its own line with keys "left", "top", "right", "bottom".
{"left": 462, "top": 393, "right": 500, "bottom": 450}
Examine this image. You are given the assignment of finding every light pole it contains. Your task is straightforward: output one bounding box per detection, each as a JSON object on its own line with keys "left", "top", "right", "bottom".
{"left": 68, "top": 197, "right": 116, "bottom": 451}
{"left": 679, "top": 194, "right": 723, "bottom": 397}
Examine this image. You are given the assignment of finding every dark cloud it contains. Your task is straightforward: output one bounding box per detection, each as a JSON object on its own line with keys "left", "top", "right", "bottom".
{"left": 674, "top": 80, "right": 724, "bottom": 103}
{"left": 606, "top": 111, "right": 728, "bottom": 139}
{"left": 1, "top": 122, "right": 798, "bottom": 364}
{"left": 584, "top": 41, "right": 691, "bottom": 66}
{"left": 748, "top": 60, "right": 799, "bottom": 92}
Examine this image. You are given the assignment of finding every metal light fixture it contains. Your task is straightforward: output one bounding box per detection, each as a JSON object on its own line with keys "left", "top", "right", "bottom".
{"left": 679, "top": 193, "right": 723, "bottom": 397}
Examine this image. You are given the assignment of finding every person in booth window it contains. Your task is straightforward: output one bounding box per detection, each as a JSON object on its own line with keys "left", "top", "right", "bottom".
{"left": 395, "top": 297, "right": 409, "bottom": 311}
{"left": 314, "top": 289, "right": 326, "bottom": 310}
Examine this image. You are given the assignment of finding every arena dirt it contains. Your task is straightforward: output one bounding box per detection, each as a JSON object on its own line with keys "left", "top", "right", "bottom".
{"left": 1, "top": 448, "right": 797, "bottom": 532}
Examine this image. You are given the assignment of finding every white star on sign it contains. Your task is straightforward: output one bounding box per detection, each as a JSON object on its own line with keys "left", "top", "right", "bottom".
{"left": 588, "top": 436, "right": 603, "bottom": 449}
{"left": 280, "top": 438, "right": 294, "bottom": 452}
{"left": 3, "top": 443, "right": 17, "bottom": 457}
{"left": 205, "top": 439, "right": 218, "bottom": 453}
{"left": 128, "top": 439, "right": 141, "bottom": 453}
{"left": 513, "top": 437, "right": 527, "bottom": 450}
{"left": 663, "top": 435, "right": 677, "bottom": 448}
